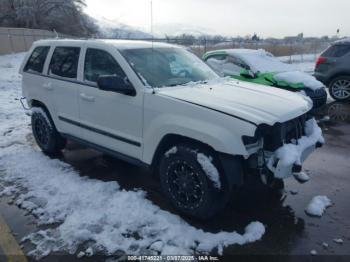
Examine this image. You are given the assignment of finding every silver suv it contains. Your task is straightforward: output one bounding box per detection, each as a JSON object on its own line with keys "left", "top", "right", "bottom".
{"left": 314, "top": 39, "right": 350, "bottom": 101}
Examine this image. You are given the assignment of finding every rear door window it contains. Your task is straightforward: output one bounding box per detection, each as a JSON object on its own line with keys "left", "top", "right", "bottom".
{"left": 49, "top": 47, "right": 80, "bottom": 79}
{"left": 24, "top": 46, "right": 50, "bottom": 73}
{"left": 322, "top": 45, "right": 350, "bottom": 57}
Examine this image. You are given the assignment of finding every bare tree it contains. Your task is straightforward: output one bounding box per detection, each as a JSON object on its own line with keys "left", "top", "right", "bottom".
{"left": 0, "top": 0, "right": 97, "bottom": 36}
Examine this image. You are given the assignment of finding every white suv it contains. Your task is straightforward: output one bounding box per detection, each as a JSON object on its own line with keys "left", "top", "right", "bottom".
{"left": 20, "top": 39, "right": 322, "bottom": 219}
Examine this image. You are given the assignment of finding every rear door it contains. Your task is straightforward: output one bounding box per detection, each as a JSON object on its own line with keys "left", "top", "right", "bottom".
{"left": 47, "top": 46, "right": 82, "bottom": 137}
{"left": 78, "top": 46, "right": 143, "bottom": 159}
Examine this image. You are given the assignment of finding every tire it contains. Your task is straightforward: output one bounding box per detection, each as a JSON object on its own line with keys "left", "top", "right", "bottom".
{"left": 31, "top": 107, "right": 66, "bottom": 154}
{"left": 270, "top": 178, "right": 285, "bottom": 191}
{"left": 268, "top": 178, "right": 285, "bottom": 200}
{"left": 328, "top": 102, "right": 349, "bottom": 121}
{"left": 159, "top": 144, "right": 231, "bottom": 219}
{"left": 239, "top": 172, "right": 285, "bottom": 203}
{"left": 329, "top": 76, "right": 350, "bottom": 102}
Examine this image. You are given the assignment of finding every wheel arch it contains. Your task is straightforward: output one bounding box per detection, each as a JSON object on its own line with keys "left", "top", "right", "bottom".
{"left": 29, "top": 99, "right": 56, "bottom": 126}
{"left": 327, "top": 72, "right": 350, "bottom": 86}
{"left": 30, "top": 99, "right": 47, "bottom": 109}
{"left": 150, "top": 134, "right": 215, "bottom": 170}
{"left": 150, "top": 133, "right": 244, "bottom": 188}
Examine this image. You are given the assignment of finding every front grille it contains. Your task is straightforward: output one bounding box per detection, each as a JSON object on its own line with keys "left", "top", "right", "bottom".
{"left": 258, "top": 114, "right": 307, "bottom": 151}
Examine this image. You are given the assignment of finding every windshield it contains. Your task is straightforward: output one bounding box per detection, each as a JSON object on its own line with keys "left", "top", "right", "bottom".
{"left": 120, "top": 47, "right": 218, "bottom": 87}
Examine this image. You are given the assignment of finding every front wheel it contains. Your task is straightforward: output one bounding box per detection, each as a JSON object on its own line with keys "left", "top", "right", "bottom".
{"left": 31, "top": 107, "right": 66, "bottom": 154}
{"left": 329, "top": 76, "right": 350, "bottom": 101}
{"left": 159, "top": 144, "right": 231, "bottom": 219}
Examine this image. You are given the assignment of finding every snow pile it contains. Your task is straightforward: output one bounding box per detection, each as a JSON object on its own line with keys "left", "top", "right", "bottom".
{"left": 0, "top": 53, "right": 265, "bottom": 258}
{"left": 164, "top": 146, "right": 177, "bottom": 157}
{"left": 274, "top": 71, "right": 323, "bottom": 90}
{"left": 197, "top": 153, "right": 221, "bottom": 189}
{"left": 293, "top": 171, "right": 310, "bottom": 183}
{"left": 333, "top": 238, "right": 344, "bottom": 244}
{"left": 1, "top": 149, "right": 264, "bottom": 258}
{"left": 214, "top": 49, "right": 317, "bottom": 76}
{"left": 310, "top": 249, "right": 317, "bottom": 256}
{"left": 274, "top": 118, "right": 324, "bottom": 167}
{"left": 305, "top": 196, "right": 332, "bottom": 217}
{"left": 278, "top": 54, "right": 318, "bottom": 64}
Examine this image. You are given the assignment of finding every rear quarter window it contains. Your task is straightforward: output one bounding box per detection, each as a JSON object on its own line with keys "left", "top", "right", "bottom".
{"left": 24, "top": 46, "right": 50, "bottom": 73}
{"left": 49, "top": 47, "right": 80, "bottom": 79}
{"left": 322, "top": 44, "right": 350, "bottom": 57}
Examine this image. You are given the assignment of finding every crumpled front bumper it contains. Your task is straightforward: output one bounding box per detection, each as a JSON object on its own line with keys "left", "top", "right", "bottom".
{"left": 264, "top": 117, "right": 324, "bottom": 179}
{"left": 266, "top": 143, "right": 318, "bottom": 179}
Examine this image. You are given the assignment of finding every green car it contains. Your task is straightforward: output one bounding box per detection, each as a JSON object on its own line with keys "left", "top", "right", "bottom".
{"left": 203, "top": 49, "right": 327, "bottom": 109}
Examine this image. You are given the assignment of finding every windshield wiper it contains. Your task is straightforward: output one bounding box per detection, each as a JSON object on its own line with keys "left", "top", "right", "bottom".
{"left": 166, "top": 80, "right": 209, "bottom": 87}
{"left": 183, "top": 80, "right": 208, "bottom": 86}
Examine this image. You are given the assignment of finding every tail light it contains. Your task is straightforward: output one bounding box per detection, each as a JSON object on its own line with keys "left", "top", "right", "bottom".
{"left": 315, "top": 57, "right": 327, "bottom": 67}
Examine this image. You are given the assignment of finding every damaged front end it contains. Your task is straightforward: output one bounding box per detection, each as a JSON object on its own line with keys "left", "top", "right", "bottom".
{"left": 243, "top": 115, "right": 324, "bottom": 181}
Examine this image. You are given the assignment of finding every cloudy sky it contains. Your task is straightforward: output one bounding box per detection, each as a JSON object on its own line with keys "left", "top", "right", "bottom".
{"left": 85, "top": 0, "right": 350, "bottom": 37}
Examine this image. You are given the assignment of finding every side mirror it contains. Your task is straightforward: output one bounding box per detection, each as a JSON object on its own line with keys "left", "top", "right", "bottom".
{"left": 240, "top": 69, "right": 256, "bottom": 79}
{"left": 97, "top": 75, "right": 136, "bottom": 96}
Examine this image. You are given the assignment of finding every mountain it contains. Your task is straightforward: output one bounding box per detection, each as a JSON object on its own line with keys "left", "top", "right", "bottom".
{"left": 94, "top": 16, "right": 152, "bottom": 39}
{"left": 153, "top": 23, "right": 215, "bottom": 37}
{"left": 93, "top": 16, "right": 214, "bottom": 39}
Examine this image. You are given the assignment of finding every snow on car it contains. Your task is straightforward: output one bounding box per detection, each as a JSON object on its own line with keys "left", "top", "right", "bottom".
{"left": 203, "top": 49, "right": 327, "bottom": 109}
{"left": 0, "top": 53, "right": 268, "bottom": 259}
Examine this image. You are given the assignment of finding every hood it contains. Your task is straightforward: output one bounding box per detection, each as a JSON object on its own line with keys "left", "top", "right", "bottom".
{"left": 156, "top": 79, "right": 312, "bottom": 126}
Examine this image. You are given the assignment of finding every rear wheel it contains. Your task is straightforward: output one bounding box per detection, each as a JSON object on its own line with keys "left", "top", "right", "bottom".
{"left": 329, "top": 76, "right": 350, "bottom": 101}
{"left": 31, "top": 107, "right": 66, "bottom": 154}
{"left": 159, "top": 144, "right": 232, "bottom": 219}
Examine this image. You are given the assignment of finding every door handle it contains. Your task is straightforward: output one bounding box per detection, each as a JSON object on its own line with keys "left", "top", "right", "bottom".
{"left": 80, "top": 93, "right": 95, "bottom": 102}
{"left": 43, "top": 83, "right": 53, "bottom": 91}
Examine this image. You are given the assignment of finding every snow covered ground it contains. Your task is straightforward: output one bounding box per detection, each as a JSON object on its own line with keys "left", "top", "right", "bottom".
{"left": 278, "top": 54, "right": 317, "bottom": 73}
{"left": 279, "top": 53, "right": 318, "bottom": 64}
{"left": 0, "top": 53, "right": 265, "bottom": 258}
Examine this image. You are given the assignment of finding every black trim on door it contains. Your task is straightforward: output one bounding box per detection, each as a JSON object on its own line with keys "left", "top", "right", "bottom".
{"left": 23, "top": 71, "right": 136, "bottom": 93}
{"left": 58, "top": 116, "right": 141, "bottom": 147}
{"left": 61, "top": 133, "right": 148, "bottom": 168}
